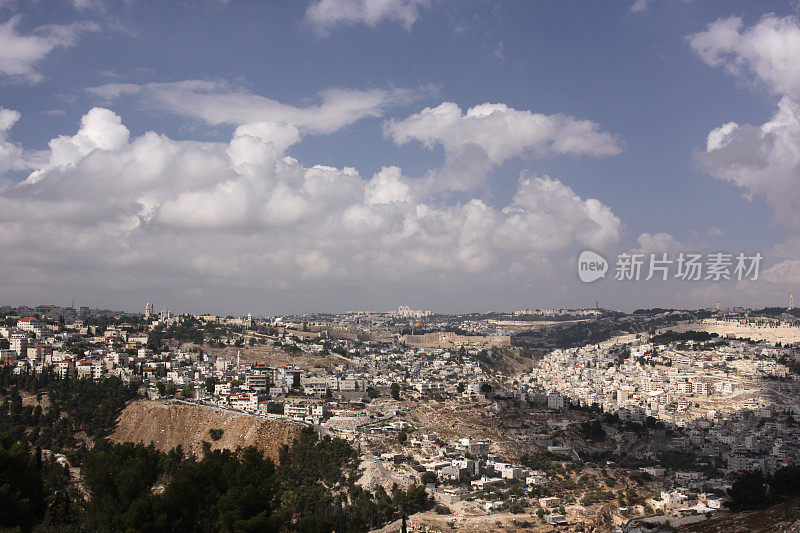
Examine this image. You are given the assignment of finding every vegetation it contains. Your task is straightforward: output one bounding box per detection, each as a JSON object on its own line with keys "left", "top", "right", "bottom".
{"left": 0, "top": 367, "right": 139, "bottom": 453}
{"left": 0, "top": 432, "right": 47, "bottom": 530}
{"left": 420, "top": 471, "right": 437, "bottom": 484}
{"left": 728, "top": 466, "right": 800, "bottom": 511}
{"left": 580, "top": 419, "right": 606, "bottom": 441}
{"left": 0, "top": 416, "right": 432, "bottom": 532}
{"left": 649, "top": 330, "right": 719, "bottom": 345}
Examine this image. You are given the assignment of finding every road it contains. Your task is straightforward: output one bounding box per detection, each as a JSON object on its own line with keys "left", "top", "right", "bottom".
{"left": 363, "top": 454, "right": 411, "bottom": 486}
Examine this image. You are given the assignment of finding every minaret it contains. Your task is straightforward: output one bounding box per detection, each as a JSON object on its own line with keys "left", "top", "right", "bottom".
{"left": 790, "top": 294, "right": 794, "bottom": 311}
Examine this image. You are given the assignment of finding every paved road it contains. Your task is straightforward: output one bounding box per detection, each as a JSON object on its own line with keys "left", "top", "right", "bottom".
{"left": 363, "top": 454, "right": 409, "bottom": 486}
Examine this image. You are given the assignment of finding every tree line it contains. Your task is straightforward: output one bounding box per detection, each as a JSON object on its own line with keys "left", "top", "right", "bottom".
{"left": 0, "top": 366, "right": 432, "bottom": 531}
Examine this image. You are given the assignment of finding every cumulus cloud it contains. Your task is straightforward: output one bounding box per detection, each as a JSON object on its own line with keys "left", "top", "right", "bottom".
{"left": 0, "top": 15, "right": 98, "bottom": 82}
{"left": 384, "top": 101, "right": 621, "bottom": 193}
{"left": 386, "top": 102, "right": 622, "bottom": 164}
{"left": 690, "top": 13, "right": 800, "bottom": 234}
{"left": 697, "top": 97, "right": 800, "bottom": 228}
{"left": 635, "top": 229, "right": 726, "bottom": 256}
{"left": 762, "top": 259, "right": 800, "bottom": 284}
{"left": 688, "top": 14, "right": 800, "bottom": 98}
{"left": 87, "top": 80, "right": 416, "bottom": 139}
{"left": 28, "top": 107, "right": 130, "bottom": 180}
{"left": 636, "top": 232, "right": 684, "bottom": 254}
{"left": 305, "top": 0, "right": 431, "bottom": 36}
{"left": 0, "top": 107, "right": 621, "bottom": 310}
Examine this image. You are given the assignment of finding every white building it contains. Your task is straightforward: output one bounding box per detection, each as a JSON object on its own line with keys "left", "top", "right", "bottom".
{"left": 547, "top": 392, "right": 565, "bottom": 410}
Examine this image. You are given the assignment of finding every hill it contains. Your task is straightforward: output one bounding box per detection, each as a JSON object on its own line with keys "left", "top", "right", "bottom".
{"left": 111, "top": 400, "right": 303, "bottom": 461}
{"left": 678, "top": 498, "right": 800, "bottom": 532}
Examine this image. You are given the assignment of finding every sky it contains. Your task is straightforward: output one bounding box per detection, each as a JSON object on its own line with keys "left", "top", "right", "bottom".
{"left": 1, "top": 0, "right": 800, "bottom": 315}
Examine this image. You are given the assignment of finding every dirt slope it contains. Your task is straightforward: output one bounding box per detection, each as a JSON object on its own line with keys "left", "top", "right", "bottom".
{"left": 678, "top": 499, "right": 800, "bottom": 532}
{"left": 111, "top": 400, "right": 303, "bottom": 462}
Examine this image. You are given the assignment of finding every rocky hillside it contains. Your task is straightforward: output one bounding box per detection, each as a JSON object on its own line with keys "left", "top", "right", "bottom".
{"left": 111, "top": 400, "right": 303, "bottom": 462}
{"left": 678, "top": 499, "right": 800, "bottom": 532}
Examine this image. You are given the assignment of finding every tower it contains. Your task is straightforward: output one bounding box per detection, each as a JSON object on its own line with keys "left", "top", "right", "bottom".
{"left": 145, "top": 302, "right": 152, "bottom": 319}
{"left": 790, "top": 294, "right": 794, "bottom": 311}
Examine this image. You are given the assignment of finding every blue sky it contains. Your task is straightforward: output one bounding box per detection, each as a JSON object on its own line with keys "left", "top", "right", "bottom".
{"left": 1, "top": 0, "right": 799, "bottom": 314}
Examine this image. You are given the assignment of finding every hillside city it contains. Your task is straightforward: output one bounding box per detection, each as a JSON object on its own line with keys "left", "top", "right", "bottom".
{"left": 4, "top": 302, "right": 800, "bottom": 531}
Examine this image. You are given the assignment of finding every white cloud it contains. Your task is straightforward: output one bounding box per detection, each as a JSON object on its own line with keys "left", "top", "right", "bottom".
{"left": 0, "top": 107, "right": 25, "bottom": 173}
{"left": 690, "top": 13, "right": 800, "bottom": 234}
{"left": 384, "top": 101, "right": 621, "bottom": 193}
{"left": 636, "top": 232, "right": 684, "bottom": 254}
{"left": 0, "top": 15, "right": 98, "bottom": 82}
{"left": 636, "top": 229, "right": 726, "bottom": 256}
{"left": 629, "top": 0, "right": 651, "bottom": 14}
{"left": 364, "top": 166, "right": 412, "bottom": 205}
{"left": 71, "top": 0, "right": 104, "bottom": 11}
{"left": 697, "top": 96, "right": 800, "bottom": 228}
{"left": 493, "top": 41, "right": 505, "bottom": 61}
{"left": 88, "top": 80, "right": 416, "bottom": 138}
{"left": 0, "top": 107, "right": 622, "bottom": 310}
{"left": 305, "top": 0, "right": 431, "bottom": 36}
{"left": 762, "top": 259, "right": 800, "bottom": 284}
{"left": 495, "top": 174, "right": 621, "bottom": 252}
{"left": 385, "top": 102, "right": 622, "bottom": 165}
{"left": 688, "top": 14, "right": 800, "bottom": 98}
{"left": 32, "top": 107, "right": 130, "bottom": 176}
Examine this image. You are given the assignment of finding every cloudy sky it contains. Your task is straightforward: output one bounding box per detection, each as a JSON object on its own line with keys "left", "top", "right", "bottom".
{"left": 1, "top": 0, "right": 800, "bottom": 315}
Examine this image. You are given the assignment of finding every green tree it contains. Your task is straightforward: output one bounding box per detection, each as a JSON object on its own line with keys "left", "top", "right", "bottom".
{"left": 728, "top": 470, "right": 769, "bottom": 511}
{"left": 0, "top": 432, "right": 46, "bottom": 530}
{"left": 420, "top": 471, "right": 437, "bottom": 485}
{"left": 769, "top": 465, "right": 800, "bottom": 499}
{"left": 82, "top": 441, "right": 162, "bottom": 530}
{"left": 390, "top": 383, "right": 400, "bottom": 400}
